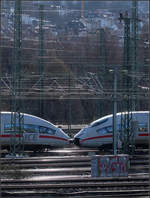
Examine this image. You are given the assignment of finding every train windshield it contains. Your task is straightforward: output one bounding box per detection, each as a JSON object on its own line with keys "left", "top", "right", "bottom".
{"left": 90, "top": 118, "right": 108, "bottom": 127}
{"left": 39, "top": 126, "right": 56, "bottom": 135}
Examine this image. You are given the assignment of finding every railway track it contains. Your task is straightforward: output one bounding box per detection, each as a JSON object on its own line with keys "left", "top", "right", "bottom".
{"left": 0, "top": 147, "right": 150, "bottom": 198}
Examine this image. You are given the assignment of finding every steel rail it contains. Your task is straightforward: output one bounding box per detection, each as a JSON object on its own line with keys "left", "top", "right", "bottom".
{"left": 1, "top": 181, "right": 149, "bottom": 189}
{"left": 2, "top": 189, "right": 149, "bottom": 198}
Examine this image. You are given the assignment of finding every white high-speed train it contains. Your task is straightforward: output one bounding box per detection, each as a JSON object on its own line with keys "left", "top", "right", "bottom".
{"left": 73, "top": 111, "right": 150, "bottom": 148}
{"left": 0, "top": 112, "right": 70, "bottom": 151}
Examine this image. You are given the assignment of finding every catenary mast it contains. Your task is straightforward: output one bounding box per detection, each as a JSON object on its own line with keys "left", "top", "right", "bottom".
{"left": 39, "top": 4, "right": 44, "bottom": 118}
{"left": 10, "top": 0, "right": 24, "bottom": 156}
{"left": 119, "top": 0, "right": 139, "bottom": 154}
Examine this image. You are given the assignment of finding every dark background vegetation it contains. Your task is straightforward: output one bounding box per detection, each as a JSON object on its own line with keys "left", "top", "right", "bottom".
{"left": 0, "top": 1, "right": 149, "bottom": 125}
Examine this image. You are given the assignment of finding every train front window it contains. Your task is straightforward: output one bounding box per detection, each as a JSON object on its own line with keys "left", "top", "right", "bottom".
{"left": 39, "top": 126, "right": 56, "bottom": 135}
{"left": 106, "top": 126, "right": 113, "bottom": 133}
{"left": 96, "top": 127, "right": 107, "bottom": 135}
{"left": 96, "top": 125, "right": 119, "bottom": 134}
{"left": 106, "top": 125, "right": 120, "bottom": 133}
{"left": 47, "top": 128, "right": 56, "bottom": 135}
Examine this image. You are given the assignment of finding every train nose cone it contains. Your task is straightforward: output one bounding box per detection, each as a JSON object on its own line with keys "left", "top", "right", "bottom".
{"left": 73, "top": 138, "right": 80, "bottom": 146}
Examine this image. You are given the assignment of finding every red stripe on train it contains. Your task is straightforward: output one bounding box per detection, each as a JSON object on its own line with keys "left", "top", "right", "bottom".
{"left": 81, "top": 133, "right": 150, "bottom": 143}
{"left": 0, "top": 134, "right": 68, "bottom": 142}
{"left": 81, "top": 135, "right": 113, "bottom": 143}
{"left": 0, "top": 134, "right": 22, "bottom": 138}
{"left": 39, "top": 135, "right": 68, "bottom": 141}
{"left": 138, "top": 133, "right": 150, "bottom": 136}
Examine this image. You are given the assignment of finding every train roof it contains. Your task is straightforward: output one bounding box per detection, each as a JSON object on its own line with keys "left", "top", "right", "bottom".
{"left": 0, "top": 111, "right": 56, "bottom": 127}
{"left": 90, "top": 111, "right": 149, "bottom": 126}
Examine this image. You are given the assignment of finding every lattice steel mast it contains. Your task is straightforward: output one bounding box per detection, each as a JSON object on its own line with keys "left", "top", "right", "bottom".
{"left": 99, "top": 28, "right": 106, "bottom": 73}
{"left": 131, "top": 0, "right": 139, "bottom": 111}
{"left": 39, "top": 4, "right": 44, "bottom": 118}
{"left": 10, "top": 0, "right": 24, "bottom": 156}
{"left": 96, "top": 28, "right": 105, "bottom": 118}
{"left": 119, "top": 1, "right": 140, "bottom": 154}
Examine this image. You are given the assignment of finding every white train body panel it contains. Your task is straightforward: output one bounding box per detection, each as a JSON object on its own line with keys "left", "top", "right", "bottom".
{"left": 73, "top": 111, "right": 150, "bottom": 148}
{"left": 0, "top": 112, "right": 70, "bottom": 150}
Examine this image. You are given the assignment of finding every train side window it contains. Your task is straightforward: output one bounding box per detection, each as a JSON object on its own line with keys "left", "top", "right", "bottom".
{"left": 24, "top": 124, "right": 39, "bottom": 133}
{"left": 105, "top": 125, "right": 121, "bottom": 133}
{"left": 4, "top": 124, "right": 13, "bottom": 133}
{"left": 39, "top": 126, "right": 56, "bottom": 135}
{"left": 4, "top": 124, "right": 39, "bottom": 133}
{"left": 4, "top": 123, "right": 22, "bottom": 133}
{"left": 138, "top": 123, "right": 147, "bottom": 132}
